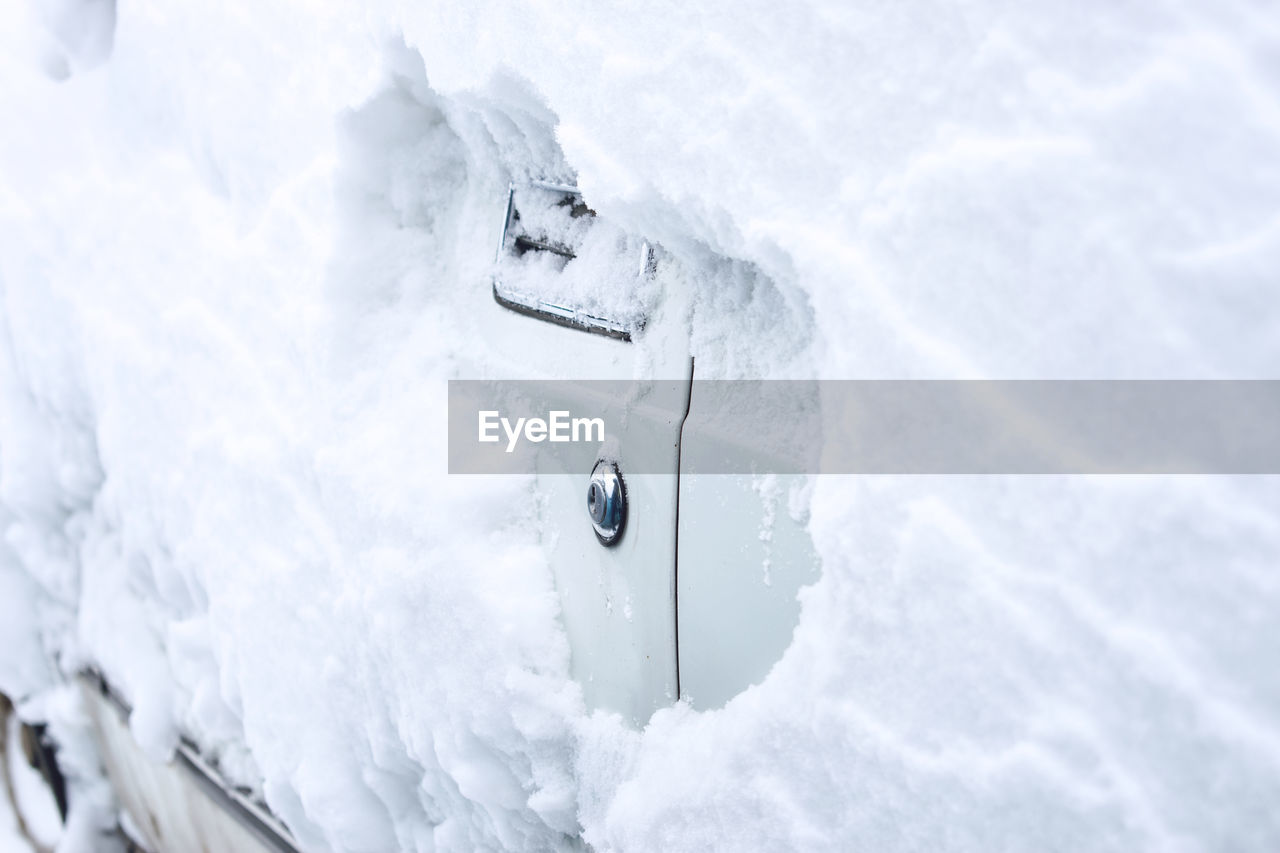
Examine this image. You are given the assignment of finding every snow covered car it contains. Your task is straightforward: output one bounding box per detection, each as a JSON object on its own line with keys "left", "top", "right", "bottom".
{"left": 5, "top": 167, "right": 821, "bottom": 850}
{"left": 4, "top": 2, "right": 1280, "bottom": 853}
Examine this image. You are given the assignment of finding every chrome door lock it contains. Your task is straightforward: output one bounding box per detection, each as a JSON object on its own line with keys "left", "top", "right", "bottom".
{"left": 587, "top": 460, "right": 626, "bottom": 546}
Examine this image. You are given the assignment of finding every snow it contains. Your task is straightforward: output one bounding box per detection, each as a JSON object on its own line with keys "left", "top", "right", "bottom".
{"left": 0, "top": 781, "right": 35, "bottom": 853}
{"left": 0, "top": 0, "right": 1278, "bottom": 851}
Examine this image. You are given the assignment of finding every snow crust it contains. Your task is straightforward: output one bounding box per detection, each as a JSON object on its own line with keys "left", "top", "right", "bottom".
{"left": 1, "top": 0, "right": 1279, "bottom": 850}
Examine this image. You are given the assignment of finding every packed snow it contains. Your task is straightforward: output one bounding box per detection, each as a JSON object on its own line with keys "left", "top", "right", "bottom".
{"left": 2, "top": 0, "right": 1280, "bottom": 851}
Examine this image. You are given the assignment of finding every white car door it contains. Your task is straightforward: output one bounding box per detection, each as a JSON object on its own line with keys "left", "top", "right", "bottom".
{"left": 481, "top": 180, "right": 692, "bottom": 724}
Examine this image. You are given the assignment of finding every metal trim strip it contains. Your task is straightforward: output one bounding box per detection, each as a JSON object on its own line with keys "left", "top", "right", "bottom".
{"left": 79, "top": 669, "right": 299, "bottom": 853}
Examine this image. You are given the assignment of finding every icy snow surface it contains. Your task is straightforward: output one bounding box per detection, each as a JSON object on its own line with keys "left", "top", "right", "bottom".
{"left": 2, "top": 0, "right": 1280, "bottom": 850}
{"left": 0, "top": 781, "right": 33, "bottom": 853}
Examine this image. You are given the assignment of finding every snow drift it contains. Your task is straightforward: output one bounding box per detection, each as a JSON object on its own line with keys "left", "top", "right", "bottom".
{"left": 1, "top": 0, "right": 1279, "bottom": 850}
